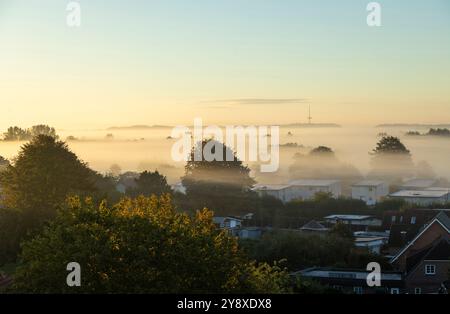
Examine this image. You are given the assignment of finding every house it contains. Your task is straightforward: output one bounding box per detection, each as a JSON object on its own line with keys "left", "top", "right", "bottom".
{"left": 253, "top": 184, "right": 292, "bottom": 203}
{"left": 213, "top": 216, "right": 243, "bottom": 229}
{"left": 288, "top": 179, "right": 341, "bottom": 200}
{"left": 253, "top": 180, "right": 341, "bottom": 203}
{"left": 390, "top": 212, "right": 450, "bottom": 294}
{"left": 324, "top": 215, "right": 382, "bottom": 231}
{"left": 382, "top": 209, "right": 450, "bottom": 256}
{"left": 400, "top": 179, "right": 437, "bottom": 191}
{"left": 300, "top": 220, "right": 329, "bottom": 234}
{"left": 354, "top": 237, "right": 386, "bottom": 254}
{"left": 389, "top": 190, "right": 450, "bottom": 206}
{"left": 351, "top": 180, "right": 389, "bottom": 205}
{"left": 293, "top": 267, "right": 404, "bottom": 294}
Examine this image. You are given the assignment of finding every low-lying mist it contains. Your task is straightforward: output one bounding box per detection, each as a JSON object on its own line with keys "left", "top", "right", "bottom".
{"left": 1, "top": 126, "right": 449, "bottom": 185}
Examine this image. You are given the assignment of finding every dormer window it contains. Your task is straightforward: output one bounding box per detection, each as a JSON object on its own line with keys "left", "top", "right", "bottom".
{"left": 425, "top": 264, "right": 436, "bottom": 275}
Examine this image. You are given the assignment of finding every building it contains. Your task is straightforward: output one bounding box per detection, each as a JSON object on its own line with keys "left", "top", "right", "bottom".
{"left": 289, "top": 179, "right": 341, "bottom": 200}
{"left": 293, "top": 267, "right": 404, "bottom": 294}
{"left": 390, "top": 212, "right": 450, "bottom": 294}
{"left": 351, "top": 180, "right": 389, "bottom": 205}
{"left": 300, "top": 220, "right": 329, "bottom": 234}
{"left": 389, "top": 190, "right": 450, "bottom": 206}
{"left": 324, "top": 215, "right": 382, "bottom": 231}
{"left": 253, "top": 184, "right": 292, "bottom": 203}
{"left": 383, "top": 209, "right": 450, "bottom": 256}
{"left": 253, "top": 180, "right": 341, "bottom": 203}
{"left": 354, "top": 237, "right": 386, "bottom": 254}
{"left": 213, "top": 216, "right": 243, "bottom": 229}
{"left": 400, "top": 179, "right": 437, "bottom": 191}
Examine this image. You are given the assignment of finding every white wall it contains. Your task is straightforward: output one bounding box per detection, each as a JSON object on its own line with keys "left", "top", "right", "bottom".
{"left": 352, "top": 184, "right": 388, "bottom": 205}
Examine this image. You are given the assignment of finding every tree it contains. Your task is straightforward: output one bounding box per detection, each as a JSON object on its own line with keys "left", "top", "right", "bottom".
{"left": 109, "top": 164, "right": 122, "bottom": 177}
{"left": 290, "top": 146, "right": 361, "bottom": 195}
{"left": 0, "top": 155, "right": 9, "bottom": 171}
{"left": 372, "top": 136, "right": 410, "bottom": 155}
{"left": 2, "top": 127, "right": 31, "bottom": 141}
{"left": 181, "top": 139, "right": 256, "bottom": 216}
{"left": 0, "top": 135, "right": 96, "bottom": 263}
{"left": 126, "top": 170, "right": 172, "bottom": 197}
{"left": 29, "top": 125, "right": 58, "bottom": 139}
{"left": 369, "top": 136, "right": 414, "bottom": 180}
{"left": 309, "top": 146, "right": 334, "bottom": 156}
{"left": 12, "top": 195, "right": 290, "bottom": 293}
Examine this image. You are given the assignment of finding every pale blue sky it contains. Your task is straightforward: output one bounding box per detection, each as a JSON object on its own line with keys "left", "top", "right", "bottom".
{"left": 0, "top": 0, "right": 449, "bottom": 128}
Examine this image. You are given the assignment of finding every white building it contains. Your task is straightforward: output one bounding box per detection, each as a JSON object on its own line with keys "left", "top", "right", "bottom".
{"left": 253, "top": 184, "right": 291, "bottom": 203}
{"left": 213, "top": 216, "right": 243, "bottom": 229}
{"left": 288, "top": 179, "right": 341, "bottom": 200}
{"left": 354, "top": 237, "right": 386, "bottom": 254}
{"left": 324, "top": 215, "right": 382, "bottom": 228}
{"left": 389, "top": 190, "right": 450, "bottom": 206}
{"left": 254, "top": 180, "right": 341, "bottom": 203}
{"left": 351, "top": 180, "right": 389, "bottom": 205}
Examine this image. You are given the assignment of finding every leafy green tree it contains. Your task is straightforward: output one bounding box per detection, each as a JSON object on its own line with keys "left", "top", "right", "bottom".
{"left": 0, "top": 135, "right": 96, "bottom": 263}
{"left": 241, "top": 231, "right": 390, "bottom": 271}
{"left": 13, "top": 195, "right": 289, "bottom": 293}
{"left": 126, "top": 170, "right": 172, "bottom": 198}
{"left": 0, "top": 135, "right": 95, "bottom": 217}
{"left": 181, "top": 139, "right": 256, "bottom": 216}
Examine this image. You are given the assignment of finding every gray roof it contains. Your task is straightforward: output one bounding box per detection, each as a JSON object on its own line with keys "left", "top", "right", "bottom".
{"left": 289, "top": 179, "right": 340, "bottom": 187}
{"left": 253, "top": 184, "right": 291, "bottom": 191}
{"left": 435, "top": 211, "right": 450, "bottom": 230}
{"left": 325, "top": 215, "right": 373, "bottom": 221}
{"left": 352, "top": 180, "right": 385, "bottom": 187}
{"left": 390, "top": 190, "right": 450, "bottom": 198}
{"left": 300, "top": 220, "right": 328, "bottom": 231}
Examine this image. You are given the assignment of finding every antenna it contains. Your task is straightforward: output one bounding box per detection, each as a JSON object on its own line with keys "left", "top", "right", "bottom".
{"left": 308, "top": 105, "right": 312, "bottom": 124}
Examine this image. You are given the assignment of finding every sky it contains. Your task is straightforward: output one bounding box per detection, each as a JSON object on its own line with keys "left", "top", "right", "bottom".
{"left": 0, "top": 0, "right": 449, "bottom": 129}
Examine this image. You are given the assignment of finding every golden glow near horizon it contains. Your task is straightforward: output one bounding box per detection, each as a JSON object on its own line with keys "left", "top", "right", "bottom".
{"left": 0, "top": 0, "right": 449, "bottom": 129}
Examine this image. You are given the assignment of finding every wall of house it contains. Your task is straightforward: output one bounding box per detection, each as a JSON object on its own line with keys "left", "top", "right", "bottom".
{"left": 405, "top": 260, "right": 450, "bottom": 294}
{"left": 352, "top": 185, "right": 388, "bottom": 205}
{"left": 394, "top": 222, "right": 449, "bottom": 271}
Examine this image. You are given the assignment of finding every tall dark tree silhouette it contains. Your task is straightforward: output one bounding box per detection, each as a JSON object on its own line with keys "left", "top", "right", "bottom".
{"left": 0, "top": 135, "right": 96, "bottom": 263}
{"left": 181, "top": 139, "right": 256, "bottom": 216}
{"left": 369, "top": 136, "right": 414, "bottom": 180}
{"left": 126, "top": 170, "right": 172, "bottom": 197}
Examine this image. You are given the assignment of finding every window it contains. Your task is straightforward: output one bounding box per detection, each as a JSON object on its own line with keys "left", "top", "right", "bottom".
{"left": 391, "top": 216, "right": 396, "bottom": 223}
{"left": 390, "top": 288, "right": 400, "bottom": 294}
{"left": 353, "top": 286, "right": 363, "bottom": 294}
{"left": 415, "top": 288, "right": 421, "bottom": 294}
{"left": 425, "top": 264, "right": 436, "bottom": 275}
{"left": 399, "top": 216, "right": 403, "bottom": 223}
{"left": 410, "top": 216, "right": 417, "bottom": 224}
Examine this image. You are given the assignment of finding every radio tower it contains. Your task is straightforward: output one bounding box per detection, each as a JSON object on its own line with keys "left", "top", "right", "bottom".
{"left": 307, "top": 105, "right": 312, "bottom": 124}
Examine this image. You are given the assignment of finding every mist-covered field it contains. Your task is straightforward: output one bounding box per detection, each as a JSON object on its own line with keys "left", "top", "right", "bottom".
{"left": 1, "top": 125, "right": 449, "bottom": 184}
